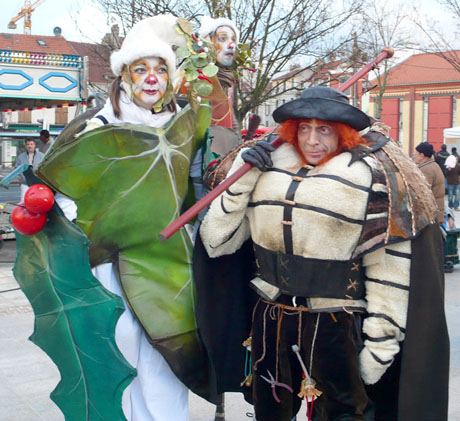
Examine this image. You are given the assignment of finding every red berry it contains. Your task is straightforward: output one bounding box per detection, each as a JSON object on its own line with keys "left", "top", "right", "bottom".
{"left": 11, "top": 203, "right": 47, "bottom": 235}
{"left": 24, "top": 184, "right": 54, "bottom": 214}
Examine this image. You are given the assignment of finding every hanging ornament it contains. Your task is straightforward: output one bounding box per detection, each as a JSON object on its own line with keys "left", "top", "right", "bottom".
{"left": 24, "top": 184, "right": 54, "bottom": 214}
{"left": 11, "top": 203, "right": 47, "bottom": 235}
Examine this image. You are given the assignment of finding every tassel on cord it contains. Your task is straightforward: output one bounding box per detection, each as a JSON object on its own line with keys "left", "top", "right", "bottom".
{"left": 241, "top": 337, "right": 253, "bottom": 387}
{"left": 292, "top": 313, "right": 322, "bottom": 420}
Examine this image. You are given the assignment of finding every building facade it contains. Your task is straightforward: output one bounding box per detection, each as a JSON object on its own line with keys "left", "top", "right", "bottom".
{"left": 0, "top": 32, "right": 89, "bottom": 166}
{"left": 367, "top": 51, "right": 460, "bottom": 155}
{"left": 0, "top": 28, "right": 118, "bottom": 167}
{"left": 253, "top": 60, "right": 366, "bottom": 128}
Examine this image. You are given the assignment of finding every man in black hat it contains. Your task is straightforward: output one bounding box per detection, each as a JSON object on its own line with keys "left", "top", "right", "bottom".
{"left": 195, "top": 86, "right": 449, "bottom": 420}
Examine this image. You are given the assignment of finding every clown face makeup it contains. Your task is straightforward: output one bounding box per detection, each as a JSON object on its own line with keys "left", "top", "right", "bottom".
{"left": 128, "top": 57, "right": 169, "bottom": 109}
{"left": 212, "top": 26, "right": 237, "bottom": 67}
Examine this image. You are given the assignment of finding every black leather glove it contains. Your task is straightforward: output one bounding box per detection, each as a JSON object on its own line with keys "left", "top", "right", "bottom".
{"left": 241, "top": 141, "right": 275, "bottom": 172}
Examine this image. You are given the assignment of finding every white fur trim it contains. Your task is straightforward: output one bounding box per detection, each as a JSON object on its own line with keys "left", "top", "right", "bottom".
{"left": 200, "top": 150, "right": 260, "bottom": 258}
{"left": 198, "top": 16, "right": 239, "bottom": 44}
{"left": 363, "top": 240, "right": 411, "bottom": 336}
{"left": 359, "top": 345, "right": 396, "bottom": 385}
{"left": 250, "top": 147, "right": 372, "bottom": 258}
{"left": 88, "top": 90, "right": 177, "bottom": 127}
{"left": 110, "top": 14, "right": 187, "bottom": 82}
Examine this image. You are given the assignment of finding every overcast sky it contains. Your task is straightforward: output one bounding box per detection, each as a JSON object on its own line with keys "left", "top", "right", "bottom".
{"left": 0, "top": 0, "right": 110, "bottom": 42}
{"left": 0, "top": 0, "right": 458, "bottom": 46}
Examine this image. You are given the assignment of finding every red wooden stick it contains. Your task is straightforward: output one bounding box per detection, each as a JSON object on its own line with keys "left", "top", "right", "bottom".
{"left": 159, "top": 47, "right": 394, "bottom": 241}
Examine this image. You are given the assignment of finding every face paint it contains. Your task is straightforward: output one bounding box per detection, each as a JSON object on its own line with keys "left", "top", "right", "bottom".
{"left": 128, "top": 57, "right": 169, "bottom": 109}
{"left": 212, "top": 26, "right": 237, "bottom": 67}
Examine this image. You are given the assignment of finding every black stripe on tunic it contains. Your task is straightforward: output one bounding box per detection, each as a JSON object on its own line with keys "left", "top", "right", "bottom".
{"left": 282, "top": 167, "right": 309, "bottom": 254}
{"left": 308, "top": 174, "right": 372, "bottom": 192}
{"left": 366, "top": 278, "right": 410, "bottom": 291}
{"left": 266, "top": 168, "right": 299, "bottom": 177}
{"left": 248, "top": 200, "right": 365, "bottom": 225}
{"left": 370, "top": 350, "right": 393, "bottom": 365}
{"left": 226, "top": 188, "right": 242, "bottom": 196}
{"left": 385, "top": 249, "right": 411, "bottom": 259}
{"left": 208, "top": 222, "right": 243, "bottom": 249}
{"left": 365, "top": 334, "right": 396, "bottom": 342}
{"left": 221, "top": 196, "right": 230, "bottom": 214}
{"left": 367, "top": 312, "right": 406, "bottom": 334}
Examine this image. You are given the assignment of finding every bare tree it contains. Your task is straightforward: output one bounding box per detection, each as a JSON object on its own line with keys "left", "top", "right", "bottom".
{"left": 355, "top": 2, "right": 414, "bottom": 118}
{"left": 414, "top": 0, "right": 460, "bottom": 73}
{"left": 91, "top": 0, "right": 363, "bottom": 122}
{"left": 231, "top": 0, "right": 362, "bottom": 122}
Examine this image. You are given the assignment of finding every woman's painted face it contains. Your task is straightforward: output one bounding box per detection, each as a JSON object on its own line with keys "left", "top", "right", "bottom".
{"left": 297, "top": 120, "right": 339, "bottom": 165}
{"left": 128, "top": 57, "right": 168, "bottom": 109}
{"left": 211, "top": 26, "right": 236, "bottom": 67}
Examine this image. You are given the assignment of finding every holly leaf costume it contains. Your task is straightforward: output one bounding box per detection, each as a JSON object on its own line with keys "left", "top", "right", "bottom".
{"left": 14, "top": 203, "right": 136, "bottom": 420}
{"left": 7, "top": 103, "right": 215, "bottom": 420}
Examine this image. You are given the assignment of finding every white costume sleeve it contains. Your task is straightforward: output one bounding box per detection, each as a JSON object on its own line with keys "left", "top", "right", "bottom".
{"left": 55, "top": 193, "right": 78, "bottom": 221}
{"left": 360, "top": 240, "right": 411, "bottom": 384}
{"left": 84, "top": 118, "right": 105, "bottom": 132}
{"left": 200, "top": 150, "right": 262, "bottom": 258}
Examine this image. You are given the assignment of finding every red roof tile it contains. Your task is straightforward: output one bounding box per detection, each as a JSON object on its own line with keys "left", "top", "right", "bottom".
{"left": 0, "top": 33, "right": 76, "bottom": 54}
{"left": 383, "top": 51, "right": 460, "bottom": 85}
{"left": 69, "top": 41, "right": 113, "bottom": 84}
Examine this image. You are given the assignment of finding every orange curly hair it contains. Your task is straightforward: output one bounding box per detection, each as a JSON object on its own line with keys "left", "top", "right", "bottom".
{"left": 276, "top": 118, "right": 365, "bottom": 165}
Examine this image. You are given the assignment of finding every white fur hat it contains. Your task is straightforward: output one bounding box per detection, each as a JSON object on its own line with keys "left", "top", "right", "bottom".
{"left": 198, "top": 16, "right": 239, "bottom": 44}
{"left": 110, "top": 14, "right": 187, "bottom": 81}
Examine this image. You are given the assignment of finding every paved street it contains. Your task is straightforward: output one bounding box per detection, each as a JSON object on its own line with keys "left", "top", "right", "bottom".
{"left": 0, "top": 183, "right": 20, "bottom": 205}
{"left": 0, "top": 238, "right": 459, "bottom": 420}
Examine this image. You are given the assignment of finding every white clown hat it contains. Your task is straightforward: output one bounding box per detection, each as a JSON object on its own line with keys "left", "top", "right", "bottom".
{"left": 110, "top": 14, "right": 187, "bottom": 82}
{"left": 198, "top": 16, "right": 239, "bottom": 44}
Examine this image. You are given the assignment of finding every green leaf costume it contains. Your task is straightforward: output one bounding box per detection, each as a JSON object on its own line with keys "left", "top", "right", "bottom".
{"left": 9, "top": 103, "right": 214, "bottom": 419}
{"left": 14, "top": 206, "right": 136, "bottom": 420}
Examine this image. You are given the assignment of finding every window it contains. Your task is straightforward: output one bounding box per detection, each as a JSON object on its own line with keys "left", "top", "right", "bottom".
{"left": 18, "top": 110, "right": 31, "bottom": 123}
{"left": 422, "top": 98, "right": 429, "bottom": 142}
{"left": 36, "top": 39, "right": 47, "bottom": 46}
{"left": 275, "top": 100, "right": 279, "bottom": 108}
{"left": 453, "top": 97, "right": 457, "bottom": 127}
{"left": 55, "top": 107, "right": 69, "bottom": 125}
{"left": 339, "top": 76, "right": 351, "bottom": 96}
{"left": 265, "top": 104, "right": 270, "bottom": 116}
{"left": 398, "top": 98, "right": 404, "bottom": 142}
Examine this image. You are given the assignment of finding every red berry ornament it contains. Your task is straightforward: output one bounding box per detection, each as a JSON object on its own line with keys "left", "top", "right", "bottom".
{"left": 24, "top": 184, "right": 54, "bottom": 213}
{"left": 11, "top": 203, "right": 47, "bottom": 235}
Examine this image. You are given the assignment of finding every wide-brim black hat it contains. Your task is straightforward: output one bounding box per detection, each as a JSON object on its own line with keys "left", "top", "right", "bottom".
{"left": 273, "top": 86, "right": 370, "bottom": 131}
